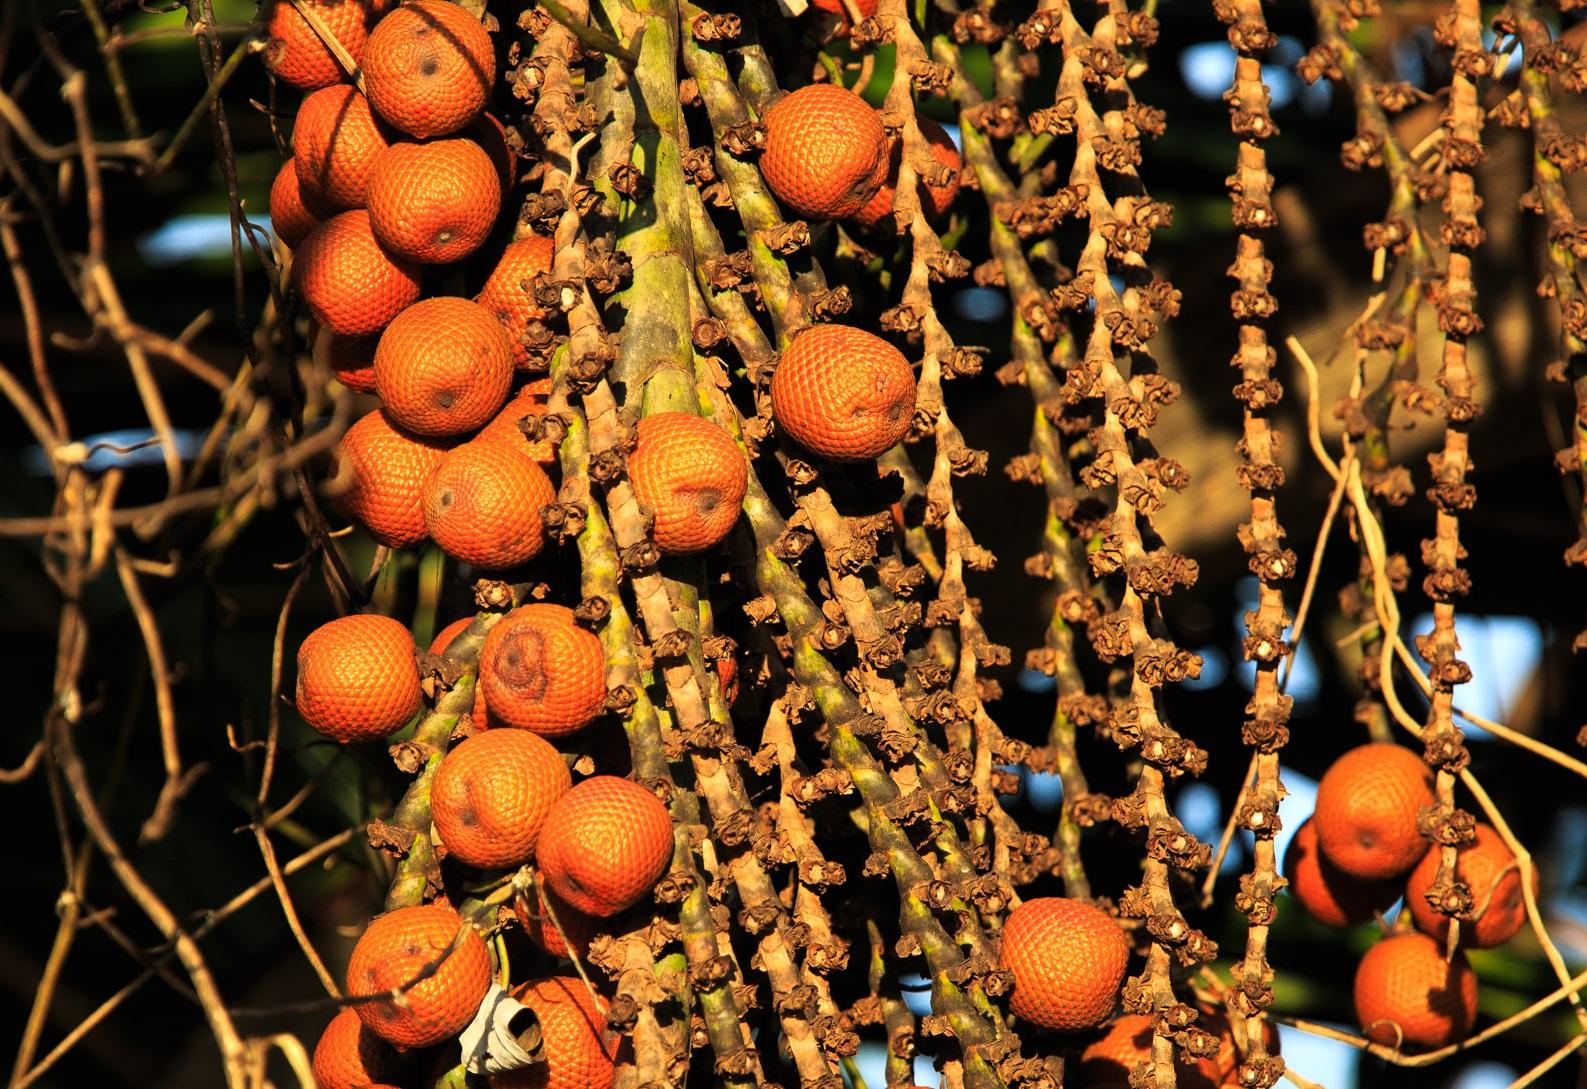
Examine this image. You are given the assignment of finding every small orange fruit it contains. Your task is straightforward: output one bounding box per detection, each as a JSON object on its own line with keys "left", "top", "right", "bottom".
{"left": 367, "top": 138, "right": 501, "bottom": 264}
{"left": 474, "top": 379, "right": 557, "bottom": 465}
{"left": 375, "top": 297, "right": 514, "bottom": 436}
{"left": 329, "top": 408, "right": 450, "bottom": 547}
{"left": 422, "top": 440, "right": 557, "bottom": 570}
{"left": 293, "top": 85, "right": 391, "bottom": 210}
{"left": 315, "top": 327, "right": 379, "bottom": 393}
{"left": 478, "top": 605, "right": 606, "bottom": 736}
{"left": 476, "top": 236, "right": 556, "bottom": 370}
{"left": 1284, "top": 818, "right": 1401, "bottom": 928}
{"left": 295, "top": 210, "right": 422, "bottom": 337}
{"left": 429, "top": 617, "right": 489, "bottom": 726}
{"left": 851, "top": 115, "right": 962, "bottom": 233}
{"left": 270, "top": 158, "right": 332, "bottom": 249}
{"left": 999, "top": 897, "right": 1128, "bottom": 1032}
{"left": 312, "top": 1007, "right": 404, "bottom": 1089}
{"left": 1313, "top": 742, "right": 1434, "bottom": 880}
{"left": 760, "top": 83, "right": 888, "bottom": 220}
{"left": 536, "top": 776, "right": 673, "bottom": 918}
{"left": 295, "top": 613, "right": 422, "bottom": 742}
{"left": 770, "top": 324, "right": 916, "bottom": 461}
{"left": 431, "top": 728, "right": 571, "bottom": 869}
{"left": 347, "top": 902, "right": 493, "bottom": 1049}
{"left": 515, "top": 883, "right": 600, "bottom": 960}
{"left": 264, "top": 0, "right": 371, "bottom": 91}
{"left": 1353, "top": 931, "right": 1478, "bottom": 1050}
{"left": 627, "top": 413, "right": 747, "bottom": 555}
{"left": 1078, "top": 1014, "right": 1222, "bottom": 1089}
{"left": 1406, "top": 824, "right": 1533, "bottom": 949}
{"left": 363, "top": 0, "right": 495, "bottom": 139}
{"left": 488, "top": 977, "right": 617, "bottom": 1089}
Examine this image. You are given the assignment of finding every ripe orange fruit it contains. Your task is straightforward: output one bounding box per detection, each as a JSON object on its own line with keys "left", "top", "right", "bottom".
{"left": 374, "top": 297, "right": 514, "bottom": 436}
{"left": 488, "top": 977, "right": 618, "bottom": 1089}
{"left": 760, "top": 83, "right": 888, "bottom": 220}
{"left": 999, "top": 897, "right": 1128, "bottom": 1032}
{"left": 422, "top": 439, "right": 557, "bottom": 570}
{"left": 479, "top": 605, "right": 605, "bottom": 735}
{"left": 429, "top": 616, "right": 490, "bottom": 725}
{"left": 264, "top": 0, "right": 371, "bottom": 91}
{"left": 770, "top": 324, "right": 916, "bottom": 461}
{"left": 314, "top": 327, "right": 379, "bottom": 393}
{"left": 293, "top": 85, "right": 391, "bottom": 210}
{"left": 367, "top": 138, "right": 501, "bottom": 264}
{"left": 1079, "top": 1014, "right": 1222, "bottom": 1089}
{"left": 474, "top": 379, "right": 557, "bottom": 465}
{"left": 295, "top": 613, "right": 422, "bottom": 742}
{"left": 536, "top": 776, "right": 674, "bottom": 917}
{"left": 1283, "top": 817, "right": 1401, "bottom": 928}
{"left": 476, "top": 236, "right": 556, "bottom": 370}
{"left": 515, "top": 883, "right": 600, "bottom": 960}
{"left": 1406, "top": 824, "right": 1533, "bottom": 948}
{"left": 312, "top": 1007, "right": 404, "bottom": 1089}
{"left": 295, "top": 210, "right": 422, "bottom": 337}
{"left": 851, "top": 115, "right": 962, "bottom": 233}
{"left": 329, "top": 408, "right": 450, "bottom": 547}
{"left": 270, "top": 158, "right": 332, "bottom": 249}
{"left": 347, "top": 902, "right": 493, "bottom": 1049}
{"left": 471, "top": 111, "right": 517, "bottom": 197}
{"left": 1313, "top": 742, "right": 1434, "bottom": 880}
{"left": 627, "top": 413, "right": 747, "bottom": 555}
{"left": 362, "top": 0, "right": 495, "bottom": 139}
{"left": 1353, "top": 931, "right": 1478, "bottom": 1050}
{"left": 431, "top": 728, "right": 571, "bottom": 869}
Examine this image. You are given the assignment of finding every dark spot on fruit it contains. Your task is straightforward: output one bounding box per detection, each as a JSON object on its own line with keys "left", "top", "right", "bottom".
{"left": 405, "top": 941, "right": 421, "bottom": 956}
{"left": 434, "top": 389, "right": 457, "bottom": 409}
{"left": 437, "top": 489, "right": 455, "bottom": 510}
{"left": 457, "top": 804, "right": 478, "bottom": 827}
{"left": 692, "top": 487, "right": 722, "bottom": 515}
{"left": 493, "top": 627, "right": 551, "bottom": 699}
{"left": 434, "top": 228, "right": 454, "bottom": 245}
{"left": 419, "top": 54, "right": 440, "bottom": 77}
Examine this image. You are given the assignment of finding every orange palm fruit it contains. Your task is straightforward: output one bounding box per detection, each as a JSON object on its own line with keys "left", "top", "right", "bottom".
{"left": 264, "top": 0, "right": 371, "bottom": 91}
{"left": 478, "top": 605, "right": 605, "bottom": 735}
{"left": 293, "top": 85, "right": 391, "bottom": 210}
{"left": 1313, "top": 742, "right": 1434, "bottom": 880}
{"left": 1406, "top": 824, "right": 1533, "bottom": 948}
{"left": 536, "top": 776, "right": 674, "bottom": 918}
{"left": 270, "top": 158, "right": 332, "bottom": 249}
{"left": 851, "top": 115, "right": 962, "bottom": 233}
{"left": 429, "top": 617, "right": 489, "bottom": 726}
{"left": 374, "top": 297, "right": 514, "bottom": 436}
{"left": 363, "top": 0, "right": 495, "bottom": 139}
{"left": 312, "top": 1007, "right": 404, "bottom": 1089}
{"left": 474, "top": 379, "right": 557, "bottom": 465}
{"left": 488, "top": 977, "right": 617, "bottom": 1089}
{"left": 295, "top": 613, "right": 421, "bottom": 742}
{"left": 627, "top": 413, "right": 747, "bottom": 555}
{"left": 475, "top": 236, "right": 556, "bottom": 370}
{"left": 999, "top": 897, "right": 1128, "bottom": 1032}
{"left": 1284, "top": 817, "right": 1401, "bottom": 928}
{"left": 431, "top": 728, "right": 571, "bottom": 869}
{"left": 422, "top": 439, "right": 556, "bottom": 569}
{"left": 328, "top": 408, "right": 450, "bottom": 548}
{"left": 294, "top": 210, "right": 422, "bottom": 337}
{"left": 314, "top": 327, "right": 379, "bottom": 393}
{"left": 760, "top": 83, "right": 888, "bottom": 220}
{"left": 471, "top": 111, "right": 518, "bottom": 198}
{"left": 347, "top": 902, "right": 493, "bottom": 1049}
{"left": 1353, "top": 931, "right": 1478, "bottom": 1050}
{"left": 1078, "top": 1014, "right": 1222, "bottom": 1089}
{"left": 514, "top": 883, "right": 600, "bottom": 960}
{"left": 367, "top": 138, "right": 501, "bottom": 264}
{"left": 770, "top": 323, "right": 916, "bottom": 461}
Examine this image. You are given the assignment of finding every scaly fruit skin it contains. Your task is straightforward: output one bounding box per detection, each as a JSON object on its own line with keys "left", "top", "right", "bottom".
{"left": 429, "top": 617, "right": 489, "bottom": 725}
{"left": 347, "top": 903, "right": 493, "bottom": 1049}
{"left": 270, "top": 158, "right": 332, "bottom": 248}
{"left": 536, "top": 776, "right": 672, "bottom": 917}
{"left": 627, "top": 413, "right": 747, "bottom": 555}
{"left": 367, "top": 139, "right": 501, "bottom": 264}
{"left": 374, "top": 297, "right": 514, "bottom": 436}
{"left": 422, "top": 439, "right": 556, "bottom": 569}
{"left": 312, "top": 1008, "right": 405, "bottom": 1089}
{"left": 1284, "top": 818, "right": 1402, "bottom": 928}
{"left": 760, "top": 84, "right": 888, "bottom": 220}
{"left": 431, "top": 728, "right": 571, "bottom": 869}
{"left": 295, "top": 613, "right": 422, "bottom": 742}
{"left": 488, "top": 977, "right": 617, "bottom": 1089}
{"left": 475, "top": 379, "right": 557, "bottom": 465}
{"left": 1353, "top": 931, "right": 1478, "bottom": 1050}
{"left": 478, "top": 605, "right": 606, "bottom": 736}
{"left": 293, "top": 86, "right": 391, "bottom": 210}
{"left": 264, "top": 0, "right": 371, "bottom": 91}
{"left": 294, "top": 210, "right": 421, "bottom": 337}
{"left": 363, "top": 0, "right": 495, "bottom": 139}
{"left": 514, "top": 883, "right": 600, "bottom": 960}
{"left": 1406, "top": 823, "right": 1533, "bottom": 948}
{"left": 329, "top": 409, "right": 450, "bottom": 547}
{"left": 315, "top": 327, "right": 379, "bottom": 393}
{"left": 999, "top": 897, "right": 1128, "bottom": 1032}
{"left": 851, "top": 114, "right": 962, "bottom": 233}
{"left": 1079, "top": 1014, "right": 1222, "bottom": 1089}
{"left": 1313, "top": 742, "right": 1434, "bottom": 880}
{"left": 475, "top": 236, "right": 556, "bottom": 370}
{"left": 770, "top": 324, "right": 916, "bottom": 461}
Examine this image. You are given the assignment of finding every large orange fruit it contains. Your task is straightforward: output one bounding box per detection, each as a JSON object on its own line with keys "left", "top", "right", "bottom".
{"left": 1284, "top": 818, "right": 1401, "bottom": 928}
{"left": 474, "top": 379, "right": 557, "bottom": 465}
{"left": 264, "top": 0, "right": 371, "bottom": 91}
{"left": 431, "top": 728, "right": 571, "bottom": 869}
{"left": 627, "top": 413, "right": 747, "bottom": 555}
{"left": 347, "top": 902, "right": 493, "bottom": 1049}
{"left": 760, "top": 83, "right": 888, "bottom": 220}
{"left": 294, "top": 210, "right": 422, "bottom": 337}
{"left": 999, "top": 897, "right": 1128, "bottom": 1032}
{"left": 374, "top": 297, "right": 514, "bottom": 436}
{"left": 363, "top": 0, "right": 495, "bottom": 139}
{"left": 1313, "top": 742, "right": 1434, "bottom": 880}
{"left": 293, "top": 85, "right": 391, "bottom": 210}
{"left": 515, "top": 883, "right": 600, "bottom": 960}
{"left": 1406, "top": 824, "right": 1533, "bottom": 948}
{"left": 422, "top": 439, "right": 556, "bottom": 570}
{"left": 315, "top": 328, "right": 380, "bottom": 393}
{"left": 536, "top": 776, "right": 673, "bottom": 918}
{"left": 367, "top": 138, "right": 501, "bottom": 264}
{"left": 488, "top": 977, "right": 617, "bottom": 1089}
{"left": 270, "top": 158, "right": 331, "bottom": 249}
{"left": 329, "top": 408, "right": 450, "bottom": 548}
{"left": 295, "top": 613, "right": 422, "bottom": 742}
{"left": 851, "top": 114, "right": 962, "bottom": 233}
{"left": 770, "top": 324, "right": 916, "bottom": 461}
{"left": 478, "top": 605, "right": 605, "bottom": 735}
{"left": 1078, "top": 1014, "right": 1222, "bottom": 1089}
{"left": 1353, "top": 931, "right": 1478, "bottom": 1050}
{"left": 430, "top": 616, "right": 489, "bottom": 725}
{"left": 475, "top": 236, "right": 556, "bottom": 370}
{"left": 311, "top": 1007, "right": 404, "bottom": 1089}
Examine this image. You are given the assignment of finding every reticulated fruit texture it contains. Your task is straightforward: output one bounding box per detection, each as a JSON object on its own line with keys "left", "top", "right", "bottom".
{"left": 1406, "top": 823, "right": 1533, "bottom": 948}
{"left": 770, "top": 323, "right": 916, "bottom": 461}
{"left": 1313, "top": 742, "right": 1434, "bottom": 880}
{"left": 367, "top": 138, "right": 501, "bottom": 264}
{"left": 479, "top": 604, "right": 605, "bottom": 735}
{"left": 270, "top": 158, "right": 331, "bottom": 249}
{"left": 295, "top": 613, "right": 421, "bottom": 743}
{"left": 316, "top": 328, "right": 379, "bottom": 393}
{"left": 294, "top": 210, "right": 421, "bottom": 337}
{"left": 311, "top": 1007, "right": 405, "bottom": 1089}
{"left": 363, "top": 0, "right": 495, "bottom": 139}
{"left": 998, "top": 896, "right": 1128, "bottom": 1032}
{"left": 374, "top": 297, "right": 514, "bottom": 436}
{"left": 422, "top": 439, "right": 556, "bottom": 570}
{"left": 761, "top": 84, "right": 888, "bottom": 220}
{"left": 851, "top": 114, "right": 962, "bottom": 233}
{"left": 293, "top": 85, "right": 391, "bottom": 210}
{"left": 329, "top": 409, "right": 450, "bottom": 548}
{"left": 627, "top": 413, "right": 747, "bottom": 555}
{"left": 536, "top": 776, "right": 673, "bottom": 917}
{"left": 1284, "top": 817, "right": 1401, "bottom": 928}
{"left": 346, "top": 902, "right": 493, "bottom": 1049}
{"left": 475, "top": 379, "right": 557, "bottom": 465}
{"left": 429, "top": 617, "right": 489, "bottom": 726}
{"left": 1078, "top": 1014, "right": 1223, "bottom": 1089}
{"left": 475, "top": 236, "right": 556, "bottom": 370}
{"left": 488, "top": 977, "right": 617, "bottom": 1089}
{"left": 431, "top": 728, "right": 570, "bottom": 869}
{"left": 514, "top": 882, "right": 600, "bottom": 960}
{"left": 264, "top": 0, "right": 372, "bottom": 91}
{"left": 1353, "top": 931, "right": 1478, "bottom": 1050}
